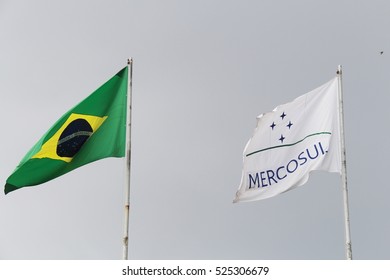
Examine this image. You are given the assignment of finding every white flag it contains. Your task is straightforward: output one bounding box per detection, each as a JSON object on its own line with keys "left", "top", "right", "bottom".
{"left": 234, "top": 77, "right": 342, "bottom": 203}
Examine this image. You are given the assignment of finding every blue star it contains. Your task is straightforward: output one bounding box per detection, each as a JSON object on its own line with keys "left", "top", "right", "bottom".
{"left": 280, "top": 112, "right": 286, "bottom": 120}
{"left": 287, "top": 121, "right": 293, "bottom": 129}
{"left": 270, "top": 122, "right": 276, "bottom": 130}
{"left": 279, "top": 134, "right": 285, "bottom": 143}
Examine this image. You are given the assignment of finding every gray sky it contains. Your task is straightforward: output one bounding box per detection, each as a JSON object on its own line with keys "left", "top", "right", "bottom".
{"left": 1, "top": 0, "right": 389, "bottom": 260}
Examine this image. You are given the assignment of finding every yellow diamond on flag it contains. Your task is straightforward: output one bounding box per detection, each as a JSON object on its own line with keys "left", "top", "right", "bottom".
{"left": 32, "top": 113, "right": 107, "bottom": 162}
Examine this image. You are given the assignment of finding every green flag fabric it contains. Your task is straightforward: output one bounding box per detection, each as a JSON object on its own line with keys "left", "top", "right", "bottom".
{"left": 5, "top": 67, "right": 128, "bottom": 194}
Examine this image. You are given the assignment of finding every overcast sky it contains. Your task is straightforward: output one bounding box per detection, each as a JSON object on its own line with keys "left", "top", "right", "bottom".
{"left": 1, "top": 0, "right": 389, "bottom": 260}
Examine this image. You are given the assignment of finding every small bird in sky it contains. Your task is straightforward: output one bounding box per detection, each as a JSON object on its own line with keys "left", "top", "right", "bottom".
{"left": 380, "top": 51, "right": 384, "bottom": 55}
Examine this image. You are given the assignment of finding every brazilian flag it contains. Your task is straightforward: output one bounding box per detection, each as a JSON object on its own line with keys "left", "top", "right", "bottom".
{"left": 5, "top": 67, "right": 128, "bottom": 194}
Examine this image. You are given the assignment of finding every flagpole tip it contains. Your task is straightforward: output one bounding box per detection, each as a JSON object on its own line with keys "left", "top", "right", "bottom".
{"left": 127, "top": 58, "right": 133, "bottom": 65}
{"left": 337, "top": 65, "right": 342, "bottom": 75}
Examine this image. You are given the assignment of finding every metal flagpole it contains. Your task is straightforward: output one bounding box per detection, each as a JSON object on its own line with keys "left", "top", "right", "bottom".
{"left": 123, "top": 58, "right": 133, "bottom": 260}
{"left": 336, "top": 65, "right": 352, "bottom": 260}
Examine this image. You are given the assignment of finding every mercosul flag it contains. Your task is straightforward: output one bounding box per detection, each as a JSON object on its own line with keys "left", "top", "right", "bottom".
{"left": 234, "top": 77, "right": 342, "bottom": 203}
{"left": 5, "top": 67, "right": 128, "bottom": 194}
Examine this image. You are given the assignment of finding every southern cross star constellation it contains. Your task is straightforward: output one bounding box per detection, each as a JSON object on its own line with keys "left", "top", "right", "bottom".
{"left": 269, "top": 111, "right": 293, "bottom": 143}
